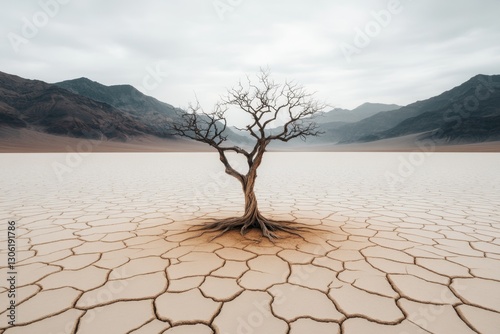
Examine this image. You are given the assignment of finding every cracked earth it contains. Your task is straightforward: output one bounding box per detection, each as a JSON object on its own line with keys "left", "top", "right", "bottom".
{"left": 0, "top": 152, "right": 499, "bottom": 333}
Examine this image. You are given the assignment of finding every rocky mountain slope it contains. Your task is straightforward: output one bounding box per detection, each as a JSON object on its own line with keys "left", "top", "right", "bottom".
{"left": 0, "top": 72, "right": 152, "bottom": 140}
{"left": 320, "top": 74, "right": 500, "bottom": 144}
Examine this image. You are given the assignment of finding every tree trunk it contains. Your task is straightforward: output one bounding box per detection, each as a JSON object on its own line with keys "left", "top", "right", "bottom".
{"left": 237, "top": 171, "right": 288, "bottom": 238}
{"left": 242, "top": 176, "right": 260, "bottom": 225}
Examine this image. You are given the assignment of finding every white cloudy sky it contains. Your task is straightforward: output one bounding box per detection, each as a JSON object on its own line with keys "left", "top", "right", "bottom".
{"left": 1, "top": 0, "right": 499, "bottom": 123}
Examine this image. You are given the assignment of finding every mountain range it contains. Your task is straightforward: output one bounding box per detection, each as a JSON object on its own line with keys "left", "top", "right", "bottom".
{"left": 330, "top": 74, "right": 500, "bottom": 145}
{"left": 0, "top": 71, "right": 499, "bottom": 151}
{"left": 55, "top": 77, "right": 182, "bottom": 139}
{"left": 0, "top": 72, "right": 169, "bottom": 141}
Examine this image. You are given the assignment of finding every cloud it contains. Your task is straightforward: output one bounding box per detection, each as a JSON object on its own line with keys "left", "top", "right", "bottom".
{"left": 1, "top": 0, "right": 499, "bottom": 125}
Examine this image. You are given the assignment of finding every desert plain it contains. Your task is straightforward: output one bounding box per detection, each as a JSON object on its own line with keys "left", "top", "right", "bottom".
{"left": 0, "top": 152, "right": 499, "bottom": 333}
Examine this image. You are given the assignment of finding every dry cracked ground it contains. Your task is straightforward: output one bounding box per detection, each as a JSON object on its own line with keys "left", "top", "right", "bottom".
{"left": 0, "top": 152, "right": 499, "bottom": 334}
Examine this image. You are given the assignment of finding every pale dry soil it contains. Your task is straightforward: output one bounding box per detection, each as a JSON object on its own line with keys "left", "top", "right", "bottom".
{"left": 0, "top": 153, "right": 499, "bottom": 334}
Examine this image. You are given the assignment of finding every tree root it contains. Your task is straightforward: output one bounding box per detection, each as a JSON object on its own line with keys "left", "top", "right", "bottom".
{"left": 194, "top": 214, "right": 304, "bottom": 241}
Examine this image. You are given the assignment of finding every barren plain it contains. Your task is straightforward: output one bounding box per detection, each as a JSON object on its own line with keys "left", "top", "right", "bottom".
{"left": 0, "top": 152, "right": 499, "bottom": 333}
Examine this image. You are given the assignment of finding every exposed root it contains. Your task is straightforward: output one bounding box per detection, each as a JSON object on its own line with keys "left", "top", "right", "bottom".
{"left": 194, "top": 213, "right": 304, "bottom": 241}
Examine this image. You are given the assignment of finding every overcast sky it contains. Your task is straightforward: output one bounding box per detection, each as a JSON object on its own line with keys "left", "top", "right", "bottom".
{"left": 1, "top": 0, "right": 499, "bottom": 125}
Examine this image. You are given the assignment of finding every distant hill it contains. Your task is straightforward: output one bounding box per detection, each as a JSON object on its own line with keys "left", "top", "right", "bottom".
{"left": 369, "top": 75, "right": 500, "bottom": 143}
{"left": 55, "top": 78, "right": 179, "bottom": 138}
{"left": 325, "top": 74, "right": 500, "bottom": 144}
{"left": 0, "top": 71, "right": 151, "bottom": 140}
{"left": 315, "top": 103, "right": 400, "bottom": 124}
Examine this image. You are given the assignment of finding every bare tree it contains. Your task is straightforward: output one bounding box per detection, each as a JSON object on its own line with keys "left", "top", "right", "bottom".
{"left": 172, "top": 69, "right": 325, "bottom": 239}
